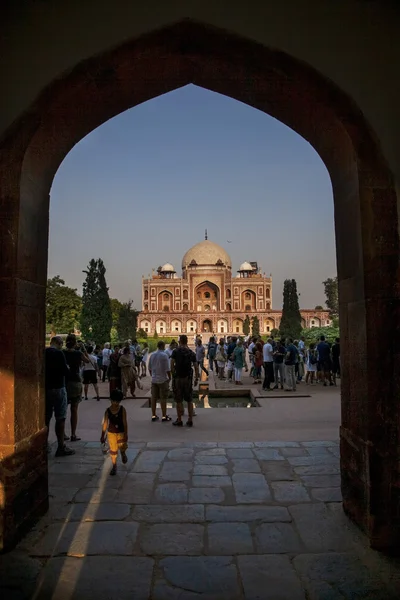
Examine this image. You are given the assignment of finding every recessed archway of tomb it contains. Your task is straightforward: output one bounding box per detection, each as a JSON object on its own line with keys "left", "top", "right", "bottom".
{"left": 195, "top": 281, "right": 220, "bottom": 312}
{"left": 1, "top": 20, "right": 400, "bottom": 551}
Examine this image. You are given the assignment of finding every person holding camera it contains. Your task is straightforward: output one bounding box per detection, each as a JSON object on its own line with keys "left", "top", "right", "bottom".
{"left": 170, "top": 335, "right": 199, "bottom": 428}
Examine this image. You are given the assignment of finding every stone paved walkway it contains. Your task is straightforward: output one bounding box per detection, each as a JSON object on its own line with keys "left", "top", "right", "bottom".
{"left": 2, "top": 440, "right": 400, "bottom": 599}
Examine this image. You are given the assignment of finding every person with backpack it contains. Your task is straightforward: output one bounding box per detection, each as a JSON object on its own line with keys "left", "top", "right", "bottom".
{"left": 305, "top": 342, "right": 318, "bottom": 385}
{"left": 215, "top": 338, "right": 227, "bottom": 379}
{"left": 284, "top": 337, "right": 299, "bottom": 391}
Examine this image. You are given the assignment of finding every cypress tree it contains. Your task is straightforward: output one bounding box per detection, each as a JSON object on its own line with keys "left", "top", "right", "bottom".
{"left": 116, "top": 300, "right": 138, "bottom": 341}
{"left": 251, "top": 316, "right": 260, "bottom": 337}
{"left": 81, "top": 258, "right": 112, "bottom": 344}
{"left": 243, "top": 315, "right": 251, "bottom": 335}
{"left": 279, "top": 279, "right": 302, "bottom": 340}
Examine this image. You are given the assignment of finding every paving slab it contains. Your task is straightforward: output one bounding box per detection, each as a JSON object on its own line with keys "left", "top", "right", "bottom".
{"left": 36, "top": 556, "right": 153, "bottom": 600}
{"left": 207, "top": 523, "right": 254, "bottom": 554}
{"left": 254, "top": 441, "right": 300, "bottom": 448}
{"left": 255, "top": 523, "right": 303, "bottom": 553}
{"left": 300, "top": 474, "right": 341, "bottom": 488}
{"left": 189, "top": 487, "right": 225, "bottom": 504}
{"left": 232, "top": 458, "right": 261, "bottom": 473}
{"left": 289, "top": 504, "right": 357, "bottom": 552}
{"left": 293, "top": 552, "right": 393, "bottom": 600}
{"left": 197, "top": 448, "right": 226, "bottom": 456}
{"left": 206, "top": 505, "right": 291, "bottom": 523}
{"left": 159, "top": 461, "right": 192, "bottom": 481}
{"left": 167, "top": 447, "right": 194, "bottom": 460}
{"left": 131, "top": 504, "right": 204, "bottom": 522}
{"left": 159, "top": 556, "right": 240, "bottom": 598}
{"left": 254, "top": 448, "right": 285, "bottom": 461}
{"left": 132, "top": 450, "right": 167, "bottom": 472}
{"left": 0, "top": 552, "right": 41, "bottom": 600}
{"left": 271, "top": 482, "right": 311, "bottom": 503}
{"left": 226, "top": 448, "right": 254, "bottom": 458}
{"left": 294, "top": 464, "right": 340, "bottom": 476}
{"left": 140, "top": 524, "right": 204, "bottom": 555}
{"left": 29, "top": 522, "right": 139, "bottom": 556}
{"left": 116, "top": 472, "right": 156, "bottom": 503}
{"left": 280, "top": 447, "right": 308, "bottom": 458}
{"left": 48, "top": 503, "right": 131, "bottom": 522}
{"left": 287, "top": 455, "right": 339, "bottom": 466}
{"left": 195, "top": 455, "right": 228, "bottom": 465}
{"left": 192, "top": 475, "right": 232, "bottom": 487}
{"left": 301, "top": 441, "right": 338, "bottom": 447}
{"left": 193, "top": 464, "right": 228, "bottom": 476}
{"left": 261, "top": 462, "right": 296, "bottom": 481}
{"left": 232, "top": 473, "right": 271, "bottom": 503}
{"left": 311, "top": 487, "right": 342, "bottom": 502}
{"left": 48, "top": 473, "right": 93, "bottom": 488}
{"left": 153, "top": 483, "right": 188, "bottom": 504}
{"left": 238, "top": 555, "right": 305, "bottom": 600}
{"left": 218, "top": 442, "right": 254, "bottom": 448}
{"left": 74, "top": 487, "right": 118, "bottom": 503}
{"left": 48, "top": 487, "right": 79, "bottom": 502}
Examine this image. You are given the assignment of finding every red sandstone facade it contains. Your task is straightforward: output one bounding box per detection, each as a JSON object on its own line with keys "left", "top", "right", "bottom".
{"left": 139, "top": 239, "right": 330, "bottom": 336}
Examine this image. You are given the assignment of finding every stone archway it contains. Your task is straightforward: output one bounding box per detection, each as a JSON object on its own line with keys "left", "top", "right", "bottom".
{"left": 0, "top": 21, "right": 399, "bottom": 551}
{"left": 202, "top": 319, "right": 213, "bottom": 333}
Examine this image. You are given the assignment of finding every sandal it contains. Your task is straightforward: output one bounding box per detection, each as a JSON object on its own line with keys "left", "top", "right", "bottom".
{"left": 152, "top": 415, "right": 159, "bottom": 422}
{"left": 70, "top": 435, "right": 81, "bottom": 442}
{"left": 162, "top": 415, "right": 172, "bottom": 422}
{"left": 121, "top": 451, "right": 128, "bottom": 464}
{"left": 110, "top": 465, "right": 117, "bottom": 476}
{"left": 172, "top": 419, "right": 183, "bottom": 427}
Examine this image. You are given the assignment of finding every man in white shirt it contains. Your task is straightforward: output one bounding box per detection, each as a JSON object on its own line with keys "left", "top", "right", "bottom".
{"left": 101, "top": 342, "right": 112, "bottom": 382}
{"left": 248, "top": 336, "right": 256, "bottom": 377}
{"left": 148, "top": 340, "right": 171, "bottom": 422}
{"left": 262, "top": 338, "right": 275, "bottom": 391}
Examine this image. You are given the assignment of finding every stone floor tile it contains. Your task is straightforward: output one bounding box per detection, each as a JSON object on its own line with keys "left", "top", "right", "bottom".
{"left": 167, "top": 447, "right": 194, "bottom": 460}
{"left": 48, "top": 487, "right": 79, "bottom": 502}
{"left": 293, "top": 553, "right": 393, "bottom": 600}
{"left": 159, "top": 556, "right": 240, "bottom": 598}
{"left": 207, "top": 523, "right": 254, "bottom": 554}
{"left": 132, "top": 450, "right": 167, "bottom": 472}
{"left": 288, "top": 455, "right": 339, "bottom": 467}
{"left": 254, "top": 448, "right": 284, "bottom": 461}
{"left": 140, "top": 524, "right": 204, "bottom": 555}
{"left": 74, "top": 487, "right": 118, "bottom": 503}
{"left": 195, "top": 455, "right": 228, "bottom": 465}
{"left": 232, "top": 473, "right": 271, "bottom": 503}
{"left": 86, "top": 468, "right": 127, "bottom": 488}
{"left": 255, "top": 523, "right": 303, "bottom": 553}
{"left": 37, "top": 556, "right": 153, "bottom": 600}
{"left": 206, "top": 505, "right": 291, "bottom": 523}
{"left": 238, "top": 555, "right": 305, "bottom": 600}
{"left": 29, "top": 522, "right": 139, "bottom": 556}
{"left": 159, "top": 461, "right": 192, "bottom": 481}
{"left": 197, "top": 448, "right": 226, "bottom": 456}
{"left": 52, "top": 503, "right": 130, "bottom": 522}
{"left": 280, "top": 447, "right": 309, "bottom": 458}
{"left": 255, "top": 441, "right": 300, "bottom": 448}
{"left": 226, "top": 448, "right": 254, "bottom": 458}
{"left": 48, "top": 462, "right": 100, "bottom": 475}
{"left": 218, "top": 442, "right": 254, "bottom": 448}
{"left": 132, "top": 504, "right": 204, "bottom": 522}
{"left": 301, "top": 441, "right": 337, "bottom": 447}
{"left": 184, "top": 442, "right": 218, "bottom": 448}
{"left": 295, "top": 465, "right": 340, "bottom": 476}
{"left": 116, "top": 472, "right": 156, "bottom": 503}
{"left": 192, "top": 475, "right": 232, "bottom": 487}
{"left": 232, "top": 458, "right": 261, "bottom": 473}
{"left": 311, "top": 487, "right": 342, "bottom": 502}
{"left": 289, "top": 504, "right": 357, "bottom": 552}
{"left": 0, "top": 552, "right": 41, "bottom": 600}
{"left": 153, "top": 483, "right": 188, "bottom": 503}
{"left": 48, "top": 473, "right": 92, "bottom": 488}
{"left": 189, "top": 487, "right": 225, "bottom": 504}
{"left": 261, "top": 462, "right": 296, "bottom": 481}
{"left": 328, "top": 445, "right": 341, "bottom": 458}
{"left": 271, "top": 482, "right": 311, "bottom": 503}
{"left": 300, "top": 474, "right": 341, "bottom": 488}
{"left": 193, "top": 464, "right": 228, "bottom": 476}
{"left": 147, "top": 442, "right": 182, "bottom": 449}
{"left": 306, "top": 446, "right": 334, "bottom": 456}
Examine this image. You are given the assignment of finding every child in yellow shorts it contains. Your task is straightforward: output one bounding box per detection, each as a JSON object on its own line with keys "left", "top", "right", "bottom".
{"left": 100, "top": 389, "right": 128, "bottom": 476}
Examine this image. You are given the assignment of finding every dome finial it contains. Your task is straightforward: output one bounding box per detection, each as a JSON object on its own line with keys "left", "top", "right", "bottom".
{"left": 205, "top": 228, "right": 208, "bottom": 240}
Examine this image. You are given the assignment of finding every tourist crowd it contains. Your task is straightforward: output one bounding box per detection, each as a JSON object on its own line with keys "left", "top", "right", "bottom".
{"left": 44, "top": 331, "right": 339, "bottom": 474}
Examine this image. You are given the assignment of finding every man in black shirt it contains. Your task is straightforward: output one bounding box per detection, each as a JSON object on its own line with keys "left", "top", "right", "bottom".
{"left": 63, "top": 334, "right": 90, "bottom": 442}
{"left": 170, "top": 334, "right": 199, "bottom": 427}
{"left": 45, "top": 336, "right": 75, "bottom": 456}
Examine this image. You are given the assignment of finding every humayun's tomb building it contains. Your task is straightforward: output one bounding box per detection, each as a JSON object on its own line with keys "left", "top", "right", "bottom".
{"left": 139, "top": 235, "right": 330, "bottom": 336}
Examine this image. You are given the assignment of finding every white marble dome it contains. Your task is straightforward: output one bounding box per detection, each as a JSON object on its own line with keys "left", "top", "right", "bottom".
{"left": 182, "top": 240, "right": 231, "bottom": 269}
{"left": 160, "top": 263, "right": 175, "bottom": 272}
{"left": 239, "top": 261, "right": 253, "bottom": 271}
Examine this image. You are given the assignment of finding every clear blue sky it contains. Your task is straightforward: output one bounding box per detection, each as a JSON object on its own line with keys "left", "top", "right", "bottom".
{"left": 49, "top": 84, "right": 336, "bottom": 310}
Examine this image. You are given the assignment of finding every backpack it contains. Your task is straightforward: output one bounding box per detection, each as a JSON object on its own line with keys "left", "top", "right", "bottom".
{"left": 309, "top": 350, "right": 318, "bottom": 365}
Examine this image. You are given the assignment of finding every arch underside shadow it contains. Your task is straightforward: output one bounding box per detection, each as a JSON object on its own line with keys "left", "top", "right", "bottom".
{"left": 0, "top": 20, "right": 400, "bottom": 551}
